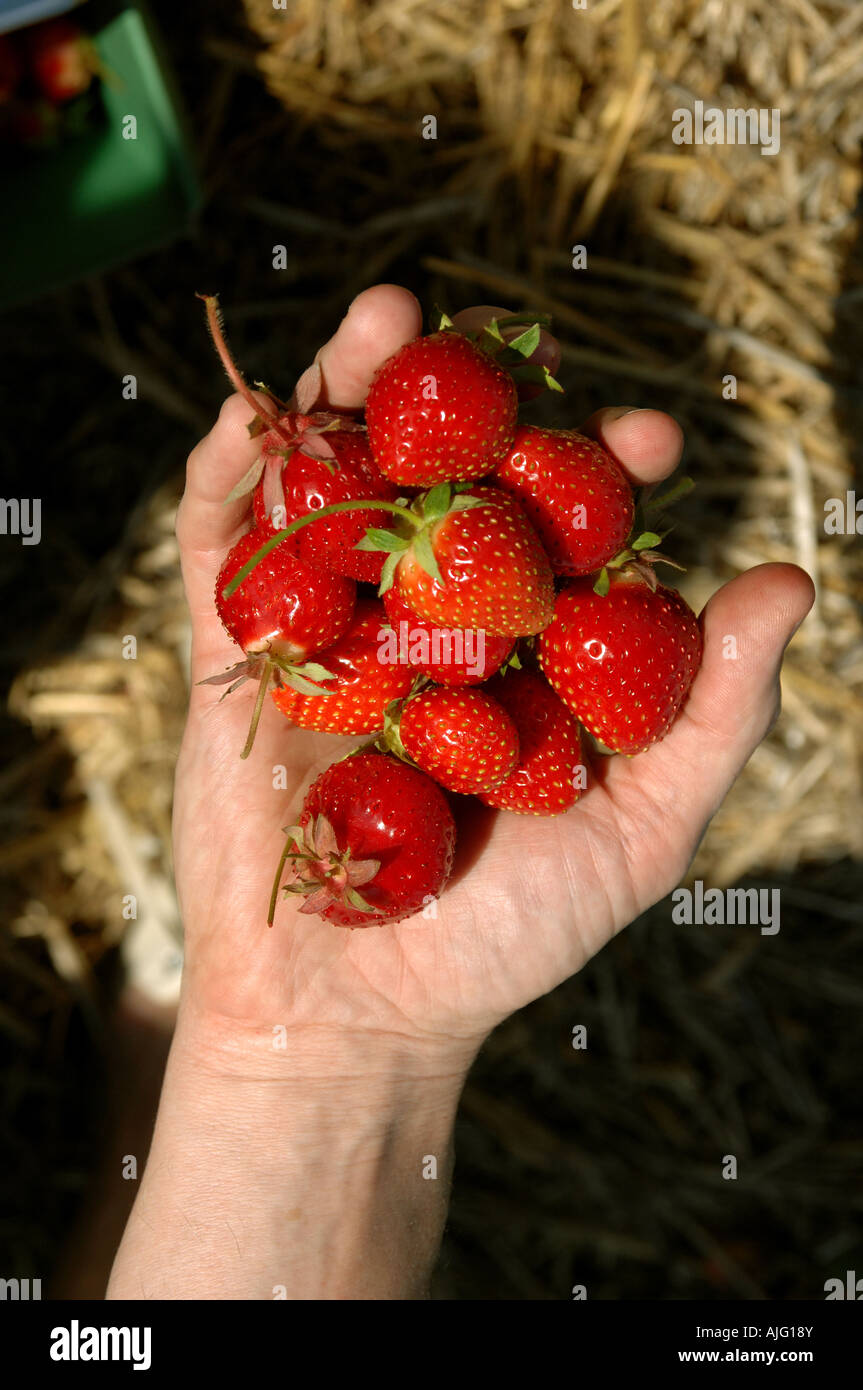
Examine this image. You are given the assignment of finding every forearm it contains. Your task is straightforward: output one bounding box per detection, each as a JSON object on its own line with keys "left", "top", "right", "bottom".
{"left": 106, "top": 1007, "right": 477, "bottom": 1300}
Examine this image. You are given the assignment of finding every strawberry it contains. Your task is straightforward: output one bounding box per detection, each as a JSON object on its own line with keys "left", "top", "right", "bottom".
{"left": 536, "top": 571, "right": 702, "bottom": 755}
{"left": 494, "top": 425, "right": 634, "bottom": 576}
{"left": 381, "top": 589, "right": 513, "bottom": 687}
{"left": 204, "top": 526, "right": 355, "bottom": 756}
{"left": 353, "top": 482, "right": 553, "bottom": 637}
{"left": 272, "top": 599, "right": 413, "bottom": 734}
{"left": 252, "top": 428, "right": 400, "bottom": 583}
{"left": 25, "top": 19, "right": 95, "bottom": 105}
{"left": 365, "top": 330, "right": 518, "bottom": 486}
{"left": 272, "top": 752, "right": 456, "bottom": 927}
{"left": 395, "top": 486, "right": 553, "bottom": 636}
{"left": 215, "top": 525, "right": 354, "bottom": 661}
{"left": 388, "top": 687, "right": 519, "bottom": 795}
{"left": 477, "top": 668, "right": 585, "bottom": 815}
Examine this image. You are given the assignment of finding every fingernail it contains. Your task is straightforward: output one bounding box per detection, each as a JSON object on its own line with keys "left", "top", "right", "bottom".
{"left": 605, "top": 407, "right": 651, "bottom": 421}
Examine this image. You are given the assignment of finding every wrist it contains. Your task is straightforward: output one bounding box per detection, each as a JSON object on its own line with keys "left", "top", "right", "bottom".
{"left": 169, "top": 991, "right": 482, "bottom": 1098}
{"left": 108, "top": 999, "right": 481, "bottom": 1299}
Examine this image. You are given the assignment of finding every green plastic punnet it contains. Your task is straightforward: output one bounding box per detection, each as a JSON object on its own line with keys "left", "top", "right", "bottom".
{"left": 0, "top": 0, "right": 201, "bottom": 308}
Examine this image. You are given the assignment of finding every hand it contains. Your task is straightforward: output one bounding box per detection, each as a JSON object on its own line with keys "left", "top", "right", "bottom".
{"left": 108, "top": 285, "right": 814, "bottom": 1300}
{"left": 173, "top": 284, "right": 815, "bottom": 1063}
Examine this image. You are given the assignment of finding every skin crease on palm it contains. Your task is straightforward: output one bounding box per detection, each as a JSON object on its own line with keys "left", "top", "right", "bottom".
{"left": 173, "top": 283, "right": 815, "bottom": 1062}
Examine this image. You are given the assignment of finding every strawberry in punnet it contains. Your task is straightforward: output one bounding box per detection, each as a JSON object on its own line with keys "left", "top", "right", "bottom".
{"left": 478, "top": 668, "right": 585, "bottom": 815}
{"left": 270, "top": 751, "right": 456, "bottom": 927}
{"left": 25, "top": 19, "right": 96, "bottom": 104}
{"left": 495, "top": 425, "right": 634, "bottom": 576}
{"left": 384, "top": 687, "right": 519, "bottom": 795}
{"left": 365, "top": 329, "right": 518, "bottom": 486}
{"left": 272, "top": 599, "right": 414, "bottom": 734}
{"left": 204, "top": 526, "right": 355, "bottom": 757}
{"left": 252, "top": 429, "right": 400, "bottom": 583}
{"left": 536, "top": 569, "right": 702, "bottom": 756}
{"left": 381, "top": 589, "right": 513, "bottom": 687}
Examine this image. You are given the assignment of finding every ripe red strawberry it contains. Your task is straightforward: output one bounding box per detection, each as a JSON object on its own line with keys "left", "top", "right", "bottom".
{"left": 273, "top": 752, "right": 456, "bottom": 927}
{"left": 478, "top": 668, "right": 585, "bottom": 815}
{"left": 272, "top": 599, "right": 413, "bottom": 733}
{"left": 204, "top": 526, "right": 355, "bottom": 756}
{"left": 394, "top": 687, "right": 519, "bottom": 795}
{"left": 387, "top": 485, "right": 554, "bottom": 637}
{"left": 536, "top": 572, "right": 702, "bottom": 755}
{"left": 365, "top": 330, "right": 518, "bottom": 486}
{"left": 381, "top": 589, "right": 513, "bottom": 687}
{"left": 216, "top": 526, "right": 354, "bottom": 661}
{"left": 495, "top": 425, "right": 633, "bottom": 576}
{"left": 253, "top": 428, "right": 399, "bottom": 583}
{"left": 25, "top": 19, "right": 95, "bottom": 105}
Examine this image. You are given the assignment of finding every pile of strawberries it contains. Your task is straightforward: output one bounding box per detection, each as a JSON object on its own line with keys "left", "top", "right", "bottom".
{"left": 201, "top": 300, "right": 703, "bottom": 929}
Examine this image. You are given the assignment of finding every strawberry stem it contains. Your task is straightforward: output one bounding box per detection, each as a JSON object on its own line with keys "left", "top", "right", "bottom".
{"left": 198, "top": 294, "right": 297, "bottom": 449}
{"left": 267, "top": 832, "right": 296, "bottom": 926}
{"left": 241, "top": 660, "right": 273, "bottom": 760}
{"left": 642, "top": 475, "right": 695, "bottom": 515}
{"left": 222, "top": 499, "right": 420, "bottom": 599}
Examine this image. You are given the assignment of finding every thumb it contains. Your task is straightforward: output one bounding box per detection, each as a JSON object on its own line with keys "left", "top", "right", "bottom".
{"left": 611, "top": 563, "right": 816, "bottom": 844}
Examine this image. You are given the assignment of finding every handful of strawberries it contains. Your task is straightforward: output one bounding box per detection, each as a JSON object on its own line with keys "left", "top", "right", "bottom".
{"left": 200, "top": 298, "right": 703, "bottom": 930}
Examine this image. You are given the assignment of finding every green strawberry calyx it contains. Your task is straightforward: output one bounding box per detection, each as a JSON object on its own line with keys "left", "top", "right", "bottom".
{"left": 494, "top": 643, "right": 525, "bottom": 677}
{"left": 592, "top": 475, "right": 695, "bottom": 596}
{"left": 376, "top": 696, "right": 410, "bottom": 763}
{"left": 354, "top": 481, "right": 489, "bottom": 595}
{"left": 429, "top": 305, "right": 563, "bottom": 395}
{"left": 372, "top": 686, "right": 429, "bottom": 765}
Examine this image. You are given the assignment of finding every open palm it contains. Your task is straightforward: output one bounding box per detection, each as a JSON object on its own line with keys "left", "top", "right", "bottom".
{"left": 173, "top": 285, "right": 814, "bottom": 1054}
